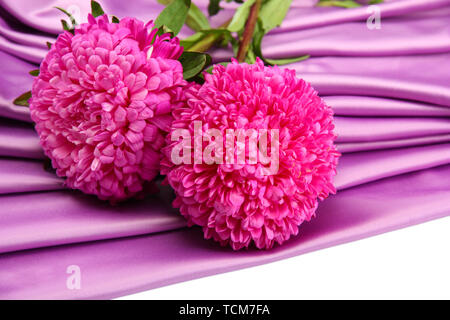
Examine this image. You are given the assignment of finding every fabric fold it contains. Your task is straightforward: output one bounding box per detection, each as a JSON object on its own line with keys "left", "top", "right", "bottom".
{"left": 335, "top": 143, "right": 450, "bottom": 189}
{"left": 0, "top": 184, "right": 186, "bottom": 255}
{"left": 292, "top": 53, "right": 450, "bottom": 106}
{"left": 272, "top": 0, "right": 450, "bottom": 33}
{"left": 0, "top": 158, "right": 62, "bottom": 194}
{"left": 334, "top": 117, "right": 450, "bottom": 143}
{"left": 0, "top": 34, "right": 47, "bottom": 63}
{"left": 0, "top": 143, "right": 447, "bottom": 255}
{"left": 0, "top": 119, "right": 42, "bottom": 159}
{"left": 1, "top": 164, "right": 449, "bottom": 299}
{"left": 336, "top": 134, "right": 450, "bottom": 153}
{"left": 262, "top": 12, "right": 450, "bottom": 58}
{"left": 324, "top": 96, "right": 450, "bottom": 117}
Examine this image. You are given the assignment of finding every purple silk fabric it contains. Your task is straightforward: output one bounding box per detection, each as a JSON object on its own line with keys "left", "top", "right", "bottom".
{"left": 0, "top": 0, "right": 449, "bottom": 299}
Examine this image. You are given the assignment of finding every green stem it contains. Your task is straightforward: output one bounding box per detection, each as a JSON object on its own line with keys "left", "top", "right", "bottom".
{"left": 236, "top": 0, "right": 262, "bottom": 62}
{"left": 189, "top": 19, "right": 231, "bottom": 52}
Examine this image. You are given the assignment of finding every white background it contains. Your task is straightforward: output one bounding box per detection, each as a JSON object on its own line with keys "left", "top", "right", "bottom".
{"left": 118, "top": 215, "right": 450, "bottom": 300}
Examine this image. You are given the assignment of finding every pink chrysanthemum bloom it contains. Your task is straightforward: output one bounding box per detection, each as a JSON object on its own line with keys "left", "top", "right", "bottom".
{"left": 30, "top": 14, "right": 186, "bottom": 201}
{"left": 161, "top": 59, "right": 340, "bottom": 250}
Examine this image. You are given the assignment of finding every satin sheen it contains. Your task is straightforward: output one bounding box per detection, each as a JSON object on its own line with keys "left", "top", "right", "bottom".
{"left": 0, "top": 0, "right": 449, "bottom": 299}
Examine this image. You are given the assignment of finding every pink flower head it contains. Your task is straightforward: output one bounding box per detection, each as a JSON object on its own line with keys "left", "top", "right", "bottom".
{"left": 30, "top": 14, "right": 186, "bottom": 201}
{"left": 161, "top": 59, "right": 340, "bottom": 250}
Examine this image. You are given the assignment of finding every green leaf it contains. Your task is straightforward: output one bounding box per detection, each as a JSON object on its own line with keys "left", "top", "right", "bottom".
{"left": 259, "top": 0, "right": 292, "bottom": 32}
{"left": 317, "top": 0, "right": 361, "bottom": 8}
{"left": 369, "top": 0, "right": 384, "bottom": 4}
{"left": 179, "top": 51, "right": 212, "bottom": 79}
{"left": 180, "top": 32, "right": 205, "bottom": 49}
{"left": 264, "top": 55, "right": 310, "bottom": 66}
{"left": 155, "top": 0, "right": 191, "bottom": 36}
{"left": 60, "top": 19, "right": 73, "bottom": 33}
{"left": 91, "top": 0, "right": 105, "bottom": 17}
{"left": 252, "top": 19, "right": 309, "bottom": 66}
{"left": 181, "top": 29, "right": 231, "bottom": 51}
{"left": 230, "top": 36, "right": 239, "bottom": 57}
{"left": 245, "top": 47, "right": 257, "bottom": 64}
{"left": 55, "top": 6, "right": 77, "bottom": 27}
{"left": 157, "top": 25, "right": 175, "bottom": 38}
{"left": 227, "top": 0, "right": 255, "bottom": 32}
{"left": 208, "top": 0, "right": 221, "bottom": 16}
{"left": 46, "top": 42, "right": 52, "bottom": 49}
{"left": 29, "top": 69, "right": 40, "bottom": 76}
{"left": 112, "top": 15, "right": 120, "bottom": 23}
{"left": 157, "top": 0, "right": 210, "bottom": 32}
{"left": 185, "top": 2, "right": 210, "bottom": 31}
{"left": 13, "top": 91, "right": 32, "bottom": 107}
{"left": 208, "top": 0, "right": 244, "bottom": 16}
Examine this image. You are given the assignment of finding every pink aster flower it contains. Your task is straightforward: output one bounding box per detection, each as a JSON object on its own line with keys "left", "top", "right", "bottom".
{"left": 161, "top": 59, "right": 340, "bottom": 250}
{"left": 30, "top": 14, "right": 186, "bottom": 201}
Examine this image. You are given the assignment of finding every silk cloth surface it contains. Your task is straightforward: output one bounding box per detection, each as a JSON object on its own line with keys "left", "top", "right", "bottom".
{"left": 0, "top": 0, "right": 449, "bottom": 299}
